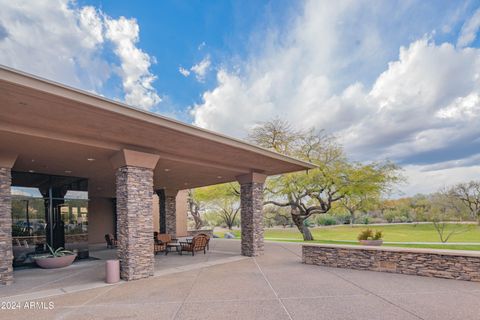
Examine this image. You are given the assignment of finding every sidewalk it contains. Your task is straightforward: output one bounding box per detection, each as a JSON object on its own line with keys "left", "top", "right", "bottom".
{"left": 1, "top": 240, "right": 479, "bottom": 320}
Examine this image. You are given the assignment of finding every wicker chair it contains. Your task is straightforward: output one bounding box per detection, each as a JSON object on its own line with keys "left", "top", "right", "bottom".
{"left": 105, "top": 234, "right": 117, "bottom": 249}
{"left": 179, "top": 234, "right": 208, "bottom": 256}
{"left": 154, "top": 233, "right": 177, "bottom": 255}
{"left": 154, "top": 241, "right": 167, "bottom": 255}
{"left": 196, "top": 233, "right": 211, "bottom": 250}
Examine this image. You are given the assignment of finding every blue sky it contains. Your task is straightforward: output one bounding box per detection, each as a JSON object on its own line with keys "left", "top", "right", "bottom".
{"left": 78, "top": 0, "right": 301, "bottom": 120}
{"left": 1, "top": 0, "right": 480, "bottom": 196}
{"left": 78, "top": 0, "right": 480, "bottom": 121}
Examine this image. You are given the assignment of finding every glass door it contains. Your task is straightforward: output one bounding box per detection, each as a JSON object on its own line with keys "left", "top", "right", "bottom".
{"left": 11, "top": 191, "right": 47, "bottom": 267}
{"left": 11, "top": 172, "right": 89, "bottom": 267}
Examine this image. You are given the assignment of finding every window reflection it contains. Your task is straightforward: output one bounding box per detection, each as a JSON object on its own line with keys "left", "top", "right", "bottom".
{"left": 11, "top": 172, "right": 89, "bottom": 267}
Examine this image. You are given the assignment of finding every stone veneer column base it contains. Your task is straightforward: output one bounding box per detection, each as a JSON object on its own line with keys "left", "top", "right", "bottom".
{"left": 240, "top": 182, "right": 264, "bottom": 257}
{"left": 303, "top": 244, "right": 480, "bottom": 282}
{"left": 116, "top": 166, "right": 154, "bottom": 281}
{"left": 165, "top": 195, "right": 176, "bottom": 237}
{"left": 0, "top": 167, "right": 13, "bottom": 285}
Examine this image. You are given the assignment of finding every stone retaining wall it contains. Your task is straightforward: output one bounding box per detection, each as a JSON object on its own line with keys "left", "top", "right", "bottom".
{"left": 187, "top": 229, "right": 214, "bottom": 238}
{"left": 303, "top": 244, "right": 480, "bottom": 282}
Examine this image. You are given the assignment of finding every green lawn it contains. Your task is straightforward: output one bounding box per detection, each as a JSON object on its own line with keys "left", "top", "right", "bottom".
{"left": 214, "top": 223, "right": 480, "bottom": 251}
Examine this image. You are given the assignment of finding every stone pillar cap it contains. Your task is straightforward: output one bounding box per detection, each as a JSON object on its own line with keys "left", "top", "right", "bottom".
{"left": 0, "top": 153, "right": 17, "bottom": 168}
{"left": 236, "top": 172, "right": 267, "bottom": 184}
{"left": 110, "top": 149, "right": 160, "bottom": 170}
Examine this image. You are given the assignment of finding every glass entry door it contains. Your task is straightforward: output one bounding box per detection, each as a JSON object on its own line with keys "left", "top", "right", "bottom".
{"left": 11, "top": 196, "right": 47, "bottom": 267}
{"left": 11, "top": 172, "right": 89, "bottom": 267}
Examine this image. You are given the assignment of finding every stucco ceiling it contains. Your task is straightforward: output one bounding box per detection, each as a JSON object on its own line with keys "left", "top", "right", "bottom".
{"left": 0, "top": 66, "right": 314, "bottom": 197}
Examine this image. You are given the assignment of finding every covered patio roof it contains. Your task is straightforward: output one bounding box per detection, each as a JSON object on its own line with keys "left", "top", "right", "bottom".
{"left": 0, "top": 65, "right": 315, "bottom": 196}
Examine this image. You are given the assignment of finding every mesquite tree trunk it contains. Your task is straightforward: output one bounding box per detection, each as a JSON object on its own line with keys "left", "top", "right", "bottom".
{"left": 292, "top": 214, "right": 313, "bottom": 241}
{"left": 188, "top": 191, "right": 204, "bottom": 230}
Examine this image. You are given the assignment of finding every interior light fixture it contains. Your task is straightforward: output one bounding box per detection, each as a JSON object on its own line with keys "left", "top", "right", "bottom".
{"left": 164, "top": 168, "right": 170, "bottom": 172}
{"left": 28, "top": 170, "right": 35, "bottom": 173}
{"left": 87, "top": 158, "right": 95, "bottom": 162}
{"left": 65, "top": 170, "right": 72, "bottom": 174}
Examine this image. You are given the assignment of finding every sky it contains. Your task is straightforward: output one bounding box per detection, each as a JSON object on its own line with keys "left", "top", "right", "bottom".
{"left": 0, "top": 0, "right": 479, "bottom": 197}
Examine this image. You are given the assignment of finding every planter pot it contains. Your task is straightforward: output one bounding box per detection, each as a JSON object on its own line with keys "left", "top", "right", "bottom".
{"left": 34, "top": 254, "right": 77, "bottom": 269}
{"left": 359, "top": 240, "right": 383, "bottom": 246}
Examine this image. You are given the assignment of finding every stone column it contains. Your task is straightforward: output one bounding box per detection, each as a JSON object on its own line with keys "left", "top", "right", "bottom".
{"left": 155, "top": 189, "right": 166, "bottom": 234}
{"left": 236, "top": 172, "right": 267, "bottom": 257}
{"left": 165, "top": 190, "right": 178, "bottom": 237}
{"left": 0, "top": 153, "right": 17, "bottom": 285}
{"left": 111, "top": 149, "right": 159, "bottom": 281}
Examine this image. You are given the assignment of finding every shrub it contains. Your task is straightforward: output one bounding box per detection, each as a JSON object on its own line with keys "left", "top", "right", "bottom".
{"left": 372, "top": 230, "right": 383, "bottom": 240}
{"left": 357, "top": 229, "right": 373, "bottom": 240}
{"left": 334, "top": 212, "right": 351, "bottom": 224}
{"left": 303, "top": 219, "right": 314, "bottom": 227}
{"left": 316, "top": 214, "right": 337, "bottom": 226}
{"left": 362, "top": 216, "right": 370, "bottom": 225}
{"left": 357, "top": 229, "right": 383, "bottom": 240}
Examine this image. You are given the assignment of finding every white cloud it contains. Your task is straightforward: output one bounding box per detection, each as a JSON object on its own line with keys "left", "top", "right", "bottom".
{"left": 190, "top": 56, "right": 211, "bottom": 82}
{"left": 0, "top": 0, "right": 160, "bottom": 110}
{"left": 179, "top": 66, "right": 190, "bottom": 77}
{"left": 104, "top": 16, "right": 160, "bottom": 109}
{"left": 401, "top": 164, "right": 480, "bottom": 196}
{"left": 191, "top": 0, "right": 480, "bottom": 194}
{"left": 342, "top": 39, "right": 480, "bottom": 161}
{"left": 436, "top": 93, "right": 480, "bottom": 120}
{"left": 180, "top": 56, "right": 212, "bottom": 82}
{"left": 457, "top": 8, "right": 480, "bottom": 48}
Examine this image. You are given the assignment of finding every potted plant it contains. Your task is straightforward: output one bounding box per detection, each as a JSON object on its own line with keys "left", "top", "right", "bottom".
{"left": 357, "top": 229, "right": 383, "bottom": 246}
{"left": 34, "top": 245, "right": 77, "bottom": 269}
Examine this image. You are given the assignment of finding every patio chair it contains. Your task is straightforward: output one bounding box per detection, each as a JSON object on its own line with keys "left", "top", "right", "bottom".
{"left": 154, "top": 234, "right": 177, "bottom": 255}
{"left": 196, "top": 233, "right": 210, "bottom": 250}
{"left": 179, "top": 234, "right": 208, "bottom": 256}
{"left": 156, "top": 233, "right": 177, "bottom": 245}
{"left": 154, "top": 240, "right": 167, "bottom": 255}
{"left": 105, "top": 234, "right": 117, "bottom": 249}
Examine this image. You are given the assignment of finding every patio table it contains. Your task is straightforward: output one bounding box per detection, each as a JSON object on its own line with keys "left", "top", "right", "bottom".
{"left": 165, "top": 243, "right": 181, "bottom": 255}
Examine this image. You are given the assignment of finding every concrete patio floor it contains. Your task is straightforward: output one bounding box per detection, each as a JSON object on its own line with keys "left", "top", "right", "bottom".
{"left": 1, "top": 240, "right": 479, "bottom": 320}
{"left": 0, "top": 239, "right": 243, "bottom": 300}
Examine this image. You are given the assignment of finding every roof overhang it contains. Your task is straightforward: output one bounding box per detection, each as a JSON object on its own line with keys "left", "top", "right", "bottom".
{"left": 0, "top": 65, "right": 315, "bottom": 196}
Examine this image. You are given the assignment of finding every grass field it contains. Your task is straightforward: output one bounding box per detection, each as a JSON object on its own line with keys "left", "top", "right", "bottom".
{"left": 214, "top": 223, "right": 480, "bottom": 251}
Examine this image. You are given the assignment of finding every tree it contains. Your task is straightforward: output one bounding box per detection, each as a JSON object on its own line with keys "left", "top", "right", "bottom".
{"left": 194, "top": 183, "right": 240, "bottom": 230}
{"left": 339, "top": 162, "right": 401, "bottom": 225}
{"left": 449, "top": 181, "right": 480, "bottom": 224}
{"left": 249, "top": 119, "right": 402, "bottom": 240}
{"left": 249, "top": 120, "right": 346, "bottom": 240}
{"left": 248, "top": 117, "right": 300, "bottom": 154}
{"left": 203, "top": 211, "right": 224, "bottom": 227}
{"left": 264, "top": 205, "right": 292, "bottom": 228}
{"left": 408, "top": 194, "right": 431, "bottom": 224}
{"left": 427, "top": 192, "right": 469, "bottom": 243}
{"left": 187, "top": 190, "right": 204, "bottom": 230}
